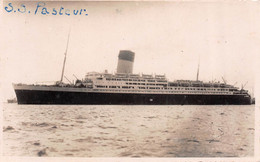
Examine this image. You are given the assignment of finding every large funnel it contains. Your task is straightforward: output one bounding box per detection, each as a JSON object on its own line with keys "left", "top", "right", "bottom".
{"left": 116, "top": 50, "right": 135, "bottom": 74}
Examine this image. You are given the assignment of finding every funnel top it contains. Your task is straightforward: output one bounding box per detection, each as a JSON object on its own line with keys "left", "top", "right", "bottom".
{"left": 118, "top": 50, "right": 135, "bottom": 62}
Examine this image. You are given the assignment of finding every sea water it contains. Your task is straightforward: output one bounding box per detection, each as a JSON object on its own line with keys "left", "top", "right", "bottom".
{"left": 2, "top": 104, "right": 254, "bottom": 157}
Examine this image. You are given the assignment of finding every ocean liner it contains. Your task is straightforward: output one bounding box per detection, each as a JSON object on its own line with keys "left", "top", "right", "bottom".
{"left": 13, "top": 48, "right": 251, "bottom": 105}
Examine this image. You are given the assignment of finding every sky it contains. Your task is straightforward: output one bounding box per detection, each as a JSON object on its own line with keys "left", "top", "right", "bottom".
{"left": 1, "top": 1, "right": 260, "bottom": 101}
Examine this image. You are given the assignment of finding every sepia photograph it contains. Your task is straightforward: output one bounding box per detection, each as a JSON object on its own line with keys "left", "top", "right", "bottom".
{"left": 1, "top": 0, "right": 259, "bottom": 161}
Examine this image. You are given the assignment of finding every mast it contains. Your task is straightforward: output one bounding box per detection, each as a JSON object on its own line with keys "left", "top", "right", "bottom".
{"left": 60, "top": 29, "right": 71, "bottom": 83}
{"left": 196, "top": 56, "right": 200, "bottom": 81}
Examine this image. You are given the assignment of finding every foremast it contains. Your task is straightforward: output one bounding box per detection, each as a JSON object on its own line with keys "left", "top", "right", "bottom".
{"left": 60, "top": 29, "right": 71, "bottom": 83}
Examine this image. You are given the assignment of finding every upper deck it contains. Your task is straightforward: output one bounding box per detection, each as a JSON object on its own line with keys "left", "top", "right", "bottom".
{"left": 84, "top": 72, "right": 248, "bottom": 96}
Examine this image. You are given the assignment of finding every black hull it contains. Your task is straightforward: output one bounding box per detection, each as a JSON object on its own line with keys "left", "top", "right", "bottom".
{"left": 14, "top": 90, "right": 251, "bottom": 105}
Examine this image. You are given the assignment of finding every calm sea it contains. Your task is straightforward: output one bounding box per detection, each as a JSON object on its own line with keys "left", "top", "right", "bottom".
{"left": 2, "top": 104, "right": 254, "bottom": 157}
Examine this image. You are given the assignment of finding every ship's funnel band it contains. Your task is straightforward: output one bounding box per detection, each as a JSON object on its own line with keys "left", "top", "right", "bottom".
{"left": 118, "top": 50, "right": 135, "bottom": 62}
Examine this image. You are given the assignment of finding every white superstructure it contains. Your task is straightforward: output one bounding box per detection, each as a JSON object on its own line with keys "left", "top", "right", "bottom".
{"left": 83, "top": 72, "right": 248, "bottom": 96}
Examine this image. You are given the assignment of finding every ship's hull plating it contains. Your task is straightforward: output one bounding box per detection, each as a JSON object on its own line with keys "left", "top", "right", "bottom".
{"left": 14, "top": 89, "right": 251, "bottom": 105}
